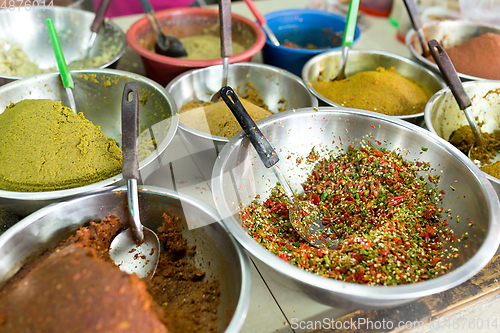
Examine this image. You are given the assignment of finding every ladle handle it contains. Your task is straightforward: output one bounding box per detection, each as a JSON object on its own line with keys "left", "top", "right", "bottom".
{"left": 121, "top": 82, "right": 144, "bottom": 243}
{"left": 219, "top": 0, "right": 233, "bottom": 58}
{"left": 243, "top": 0, "right": 266, "bottom": 26}
{"left": 342, "top": 0, "right": 360, "bottom": 47}
{"left": 90, "top": 0, "right": 112, "bottom": 33}
{"left": 428, "top": 39, "right": 471, "bottom": 110}
{"left": 220, "top": 86, "right": 279, "bottom": 168}
{"left": 403, "top": 0, "right": 429, "bottom": 56}
{"left": 122, "top": 82, "right": 139, "bottom": 180}
{"left": 139, "top": 0, "right": 165, "bottom": 43}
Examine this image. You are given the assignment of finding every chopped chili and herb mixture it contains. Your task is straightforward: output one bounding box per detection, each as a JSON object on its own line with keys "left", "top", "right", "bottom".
{"left": 240, "top": 144, "right": 463, "bottom": 285}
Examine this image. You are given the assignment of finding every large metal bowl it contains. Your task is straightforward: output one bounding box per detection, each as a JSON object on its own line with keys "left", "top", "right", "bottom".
{"left": 425, "top": 80, "right": 500, "bottom": 195}
{"left": 301, "top": 49, "right": 445, "bottom": 125}
{"left": 405, "top": 20, "right": 500, "bottom": 81}
{"left": 166, "top": 62, "right": 318, "bottom": 149}
{"left": 211, "top": 107, "right": 500, "bottom": 309}
{"left": 0, "top": 69, "right": 179, "bottom": 216}
{"left": 0, "top": 6, "right": 126, "bottom": 86}
{"left": 0, "top": 186, "right": 251, "bottom": 333}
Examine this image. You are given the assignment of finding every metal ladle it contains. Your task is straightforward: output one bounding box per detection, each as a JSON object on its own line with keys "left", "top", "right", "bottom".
{"left": 109, "top": 82, "right": 160, "bottom": 279}
{"left": 331, "top": 0, "right": 360, "bottom": 81}
{"left": 403, "top": 0, "right": 430, "bottom": 58}
{"left": 138, "top": 0, "right": 187, "bottom": 58}
{"left": 428, "top": 39, "right": 487, "bottom": 163}
{"left": 220, "top": 86, "right": 336, "bottom": 249}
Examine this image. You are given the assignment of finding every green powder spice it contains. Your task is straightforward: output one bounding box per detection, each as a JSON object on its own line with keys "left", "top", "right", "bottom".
{"left": 0, "top": 99, "right": 122, "bottom": 192}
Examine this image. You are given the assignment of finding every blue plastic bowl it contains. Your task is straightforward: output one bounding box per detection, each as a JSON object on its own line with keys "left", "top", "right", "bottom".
{"left": 261, "top": 9, "right": 362, "bottom": 77}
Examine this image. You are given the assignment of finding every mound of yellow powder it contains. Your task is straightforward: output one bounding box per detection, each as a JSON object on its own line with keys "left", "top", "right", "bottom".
{"left": 313, "top": 67, "right": 432, "bottom": 116}
{"left": 0, "top": 99, "right": 122, "bottom": 192}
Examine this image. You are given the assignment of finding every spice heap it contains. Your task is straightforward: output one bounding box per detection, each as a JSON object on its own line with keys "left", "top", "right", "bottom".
{"left": 426, "top": 33, "right": 500, "bottom": 80}
{"left": 241, "top": 144, "right": 464, "bottom": 285}
{"left": 312, "top": 67, "right": 432, "bottom": 116}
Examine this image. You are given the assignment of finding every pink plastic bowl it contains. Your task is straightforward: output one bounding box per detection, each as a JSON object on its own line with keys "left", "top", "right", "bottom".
{"left": 126, "top": 7, "right": 266, "bottom": 86}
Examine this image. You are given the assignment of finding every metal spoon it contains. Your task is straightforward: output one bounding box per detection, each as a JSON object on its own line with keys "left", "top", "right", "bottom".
{"left": 85, "top": 0, "right": 113, "bottom": 62}
{"left": 243, "top": 0, "right": 279, "bottom": 46}
{"left": 46, "top": 18, "right": 77, "bottom": 113}
{"left": 403, "top": 0, "right": 430, "bottom": 58}
{"left": 331, "top": 0, "right": 360, "bottom": 81}
{"left": 427, "top": 40, "right": 486, "bottom": 162}
{"left": 209, "top": 0, "right": 233, "bottom": 102}
{"left": 138, "top": 0, "right": 187, "bottom": 58}
{"left": 220, "top": 86, "right": 336, "bottom": 249}
{"left": 109, "top": 82, "right": 160, "bottom": 280}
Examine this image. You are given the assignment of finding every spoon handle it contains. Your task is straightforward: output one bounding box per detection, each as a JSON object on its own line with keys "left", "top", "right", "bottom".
{"left": 122, "top": 82, "right": 139, "bottom": 180}
{"left": 121, "top": 82, "right": 144, "bottom": 243}
{"left": 220, "top": 86, "right": 279, "bottom": 168}
{"left": 139, "top": 0, "right": 165, "bottom": 42}
{"left": 428, "top": 39, "right": 471, "bottom": 110}
{"left": 90, "top": 0, "right": 112, "bottom": 33}
{"left": 403, "top": 0, "right": 429, "bottom": 57}
{"left": 342, "top": 0, "right": 360, "bottom": 47}
{"left": 219, "top": 0, "right": 233, "bottom": 58}
{"left": 46, "top": 19, "right": 73, "bottom": 90}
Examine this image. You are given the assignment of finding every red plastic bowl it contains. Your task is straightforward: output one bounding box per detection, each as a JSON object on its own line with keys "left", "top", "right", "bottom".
{"left": 126, "top": 7, "right": 266, "bottom": 86}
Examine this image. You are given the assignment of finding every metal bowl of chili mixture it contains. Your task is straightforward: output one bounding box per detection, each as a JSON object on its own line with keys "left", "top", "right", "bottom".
{"left": 211, "top": 107, "right": 500, "bottom": 309}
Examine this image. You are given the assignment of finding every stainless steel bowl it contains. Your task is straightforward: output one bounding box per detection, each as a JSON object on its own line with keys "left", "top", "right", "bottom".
{"left": 0, "top": 69, "right": 179, "bottom": 216}
{"left": 212, "top": 107, "right": 500, "bottom": 309}
{"left": 425, "top": 80, "right": 500, "bottom": 195}
{"left": 301, "top": 49, "right": 445, "bottom": 125}
{"left": 405, "top": 20, "right": 500, "bottom": 81}
{"left": 0, "top": 6, "right": 126, "bottom": 86}
{"left": 166, "top": 62, "right": 318, "bottom": 149}
{"left": 0, "top": 186, "right": 251, "bottom": 333}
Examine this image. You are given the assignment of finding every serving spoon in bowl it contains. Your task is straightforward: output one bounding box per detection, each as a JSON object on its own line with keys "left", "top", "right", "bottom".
{"left": 220, "top": 85, "right": 336, "bottom": 249}
{"left": 331, "top": 0, "right": 360, "bottom": 81}
{"left": 427, "top": 39, "right": 489, "bottom": 165}
{"left": 138, "top": 0, "right": 187, "bottom": 58}
{"left": 109, "top": 82, "right": 160, "bottom": 280}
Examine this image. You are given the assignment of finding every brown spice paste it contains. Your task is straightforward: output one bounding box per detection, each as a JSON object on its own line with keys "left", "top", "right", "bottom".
{"left": 449, "top": 125, "right": 500, "bottom": 178}
{"left": 0, "top": 213, "right": 220, "bottom": 333}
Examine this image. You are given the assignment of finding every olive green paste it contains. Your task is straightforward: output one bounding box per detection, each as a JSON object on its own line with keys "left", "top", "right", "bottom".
{"left": 449, "top": 125, "right": 500, "bottom": 178}
{"left": 313, "top": 67, "right": 432, "bottom": 116}
{"left": 0, "top": 99, "right": 122, "bottom": 192}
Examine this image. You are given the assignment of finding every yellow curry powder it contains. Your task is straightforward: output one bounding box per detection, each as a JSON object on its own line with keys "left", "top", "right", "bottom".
{"left": 0, "top": 99, "right": 122, "bottom": 192}
{"left": 313, "top": 67, "right": 432, "bottom": 116}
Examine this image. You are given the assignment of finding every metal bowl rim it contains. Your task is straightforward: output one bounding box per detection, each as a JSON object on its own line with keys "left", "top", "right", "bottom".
{"left": 301, "top": 49, "right": 446, "bottom": 120}
{"left": 404, "top": 20, "right": 500, "bottom": 82}
{"left": 167, "top": 62, "right": 319, "bottom": 143}
{"left": 0, "top": 68, "right": 179, "bottom": 201}
{"left": 211, "top": 106, "right": 500, "bottom": 300}
{"left": 0, "top": 185, "right": 252, "bottom": 333}
{"left": 0, "top": 6, "right": 127, "bottom": 81}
